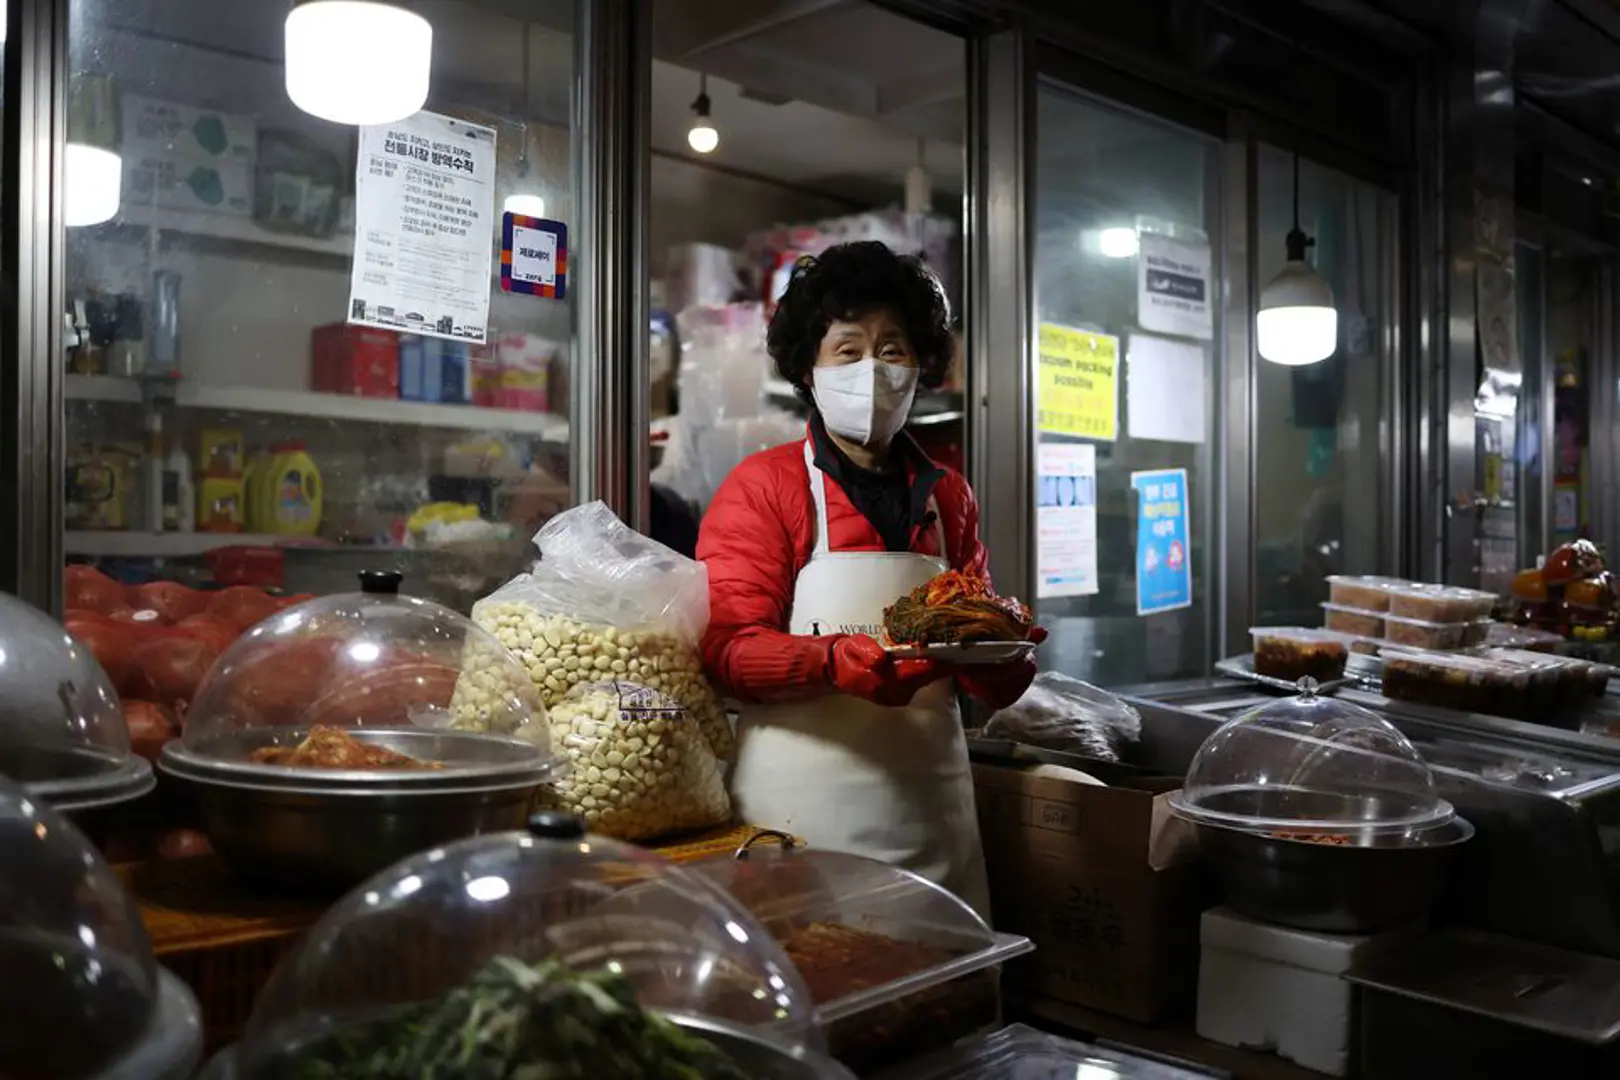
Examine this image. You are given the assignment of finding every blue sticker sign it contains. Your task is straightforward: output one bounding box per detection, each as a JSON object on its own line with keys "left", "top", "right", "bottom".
{"left": 1131, "top": 468, "right": 1192, "bottom": 616}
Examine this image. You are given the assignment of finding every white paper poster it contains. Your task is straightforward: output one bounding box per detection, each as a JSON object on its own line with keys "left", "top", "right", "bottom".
{"left": 1036, "top": 443, "right": 1099, "bottom": 599}
{"left": 348, "top": 110, "right": 497, "bottom": 343}
{"left": 1137, "top": 232, "right": 1213, "bottom": 340}
{"left": 1127, "top": 334, "right": 1207, "bottom": 445}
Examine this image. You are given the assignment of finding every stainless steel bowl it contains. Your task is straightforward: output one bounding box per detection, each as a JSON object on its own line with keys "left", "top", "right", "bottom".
{"left": 160, "top": 727, "right": 561, "bottom": 892}
{"left": 1194, "top": 815, "right": 1475, "bottom": 933}
{"left": 199, "top": 1012, "right": 854, "bottom": 1080}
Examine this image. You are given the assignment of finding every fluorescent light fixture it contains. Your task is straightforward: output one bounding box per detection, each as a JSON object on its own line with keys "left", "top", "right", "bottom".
{"left": 285, "top": 1, "right": 431, "bottom": 125}
{"left": 64, "top": 144, "right": 121, "bottom": 227}
{"left": 504, "top": 193, "right": 545, "bottom": 218}
{"left": 688, "top": 73, "right": 718, "bottom": 154}
{"left": 1097, "top": 227, "right": 1139, "bottom": 259}
{"left": 1258, "top": 152, "right": 1338, "bottom": 366}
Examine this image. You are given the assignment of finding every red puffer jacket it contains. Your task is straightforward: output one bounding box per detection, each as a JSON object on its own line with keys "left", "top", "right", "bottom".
{"left": 697, "top": 433, "right": 988, "bottom": 703}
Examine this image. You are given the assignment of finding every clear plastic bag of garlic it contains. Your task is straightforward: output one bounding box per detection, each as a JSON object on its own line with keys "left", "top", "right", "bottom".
{"left": 538, "top": 679, "right": 731, "bottom": 840}
{"left": 454, "top": 501, "right": 735, "bottom": 764}
{"left": 467, "top": 606, "right": 734, "bottom": 761}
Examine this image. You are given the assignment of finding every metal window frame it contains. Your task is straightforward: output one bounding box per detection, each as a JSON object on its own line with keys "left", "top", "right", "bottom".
{"left": 0, "top": 0, "right": 648, "bottom": 616}
{"left": 965, "top": 25, "right": 1034, "bottom": 597}
{"left": 574, "top": 0, "right": 651, "bottom": 532}
{"left": 1, "top": 0, "right": 67, "bottom": 612}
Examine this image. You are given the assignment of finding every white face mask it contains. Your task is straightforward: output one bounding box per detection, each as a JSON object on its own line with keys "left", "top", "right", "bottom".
{"left": 812, "top": 358, "right": 918, "bottom": 446}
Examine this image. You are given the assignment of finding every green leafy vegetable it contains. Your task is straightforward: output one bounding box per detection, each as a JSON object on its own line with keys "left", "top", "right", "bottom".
{"left": 286, "top": 957, "right": 750, "bottom": 1080}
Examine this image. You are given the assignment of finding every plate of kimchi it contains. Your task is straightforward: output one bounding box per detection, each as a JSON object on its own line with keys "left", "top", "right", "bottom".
{"left": 882, "top": 570, "right": 1039, "bottom": 664}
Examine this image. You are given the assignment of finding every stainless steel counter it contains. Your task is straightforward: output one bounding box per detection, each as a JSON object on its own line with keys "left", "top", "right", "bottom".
{"left": 1118, "top": 676, "right": 1620, "bottom": 958}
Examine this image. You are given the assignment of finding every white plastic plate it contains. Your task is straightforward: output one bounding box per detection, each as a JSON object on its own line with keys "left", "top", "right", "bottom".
{"left": 886, "top": 640, "right": 1036, "bottom": 664}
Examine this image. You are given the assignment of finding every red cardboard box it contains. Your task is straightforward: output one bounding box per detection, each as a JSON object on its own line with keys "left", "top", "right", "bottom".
{"left": 973, "top": 761, "right": 1207, "bottom": 1023}
{"left": 310, "top": 324, "right": 399, "bottom": 398}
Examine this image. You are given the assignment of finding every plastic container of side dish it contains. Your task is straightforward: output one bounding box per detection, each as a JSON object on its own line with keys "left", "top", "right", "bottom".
{"left": 1483, "top": 623, "right": 1566, "bottom": 653}
{"left": 0, "top": 772, "right": 202, "bottom": 1079}
{"left": 1387, "top": 583, "right": 1499, "bottom": 624}
{"left": 1249, "top": 628, "right": 1352, "bottom": 683}
{"left": 1325, "top": 575, "right": 1407, "bottom": 613}
{"left": 1382, "top": 612, "right": 1468, "bottom": 650}
{"left": 1168, "top": 688, "right": 1455, "bottom": 840}
{"left": 1322, "top": 602, "right": 1385, "bottom": 638}
{"left": 1459, "top": 619, "right": 1493, "bottom": 647}
{"left": 687, "top": 832, "right": 1034, "bottom": 1075}
{"left": 225, "top": 813, "right": 845, "bottom": 1079}
{"left": 1380, "top": 646, "right": 1534, "bottom": 719}
{"left": 1476, "top": 648, "right": 1602, "bottom": 712}
{"left": 882, "top": 1023, "right": 1222, "bottom": 1079}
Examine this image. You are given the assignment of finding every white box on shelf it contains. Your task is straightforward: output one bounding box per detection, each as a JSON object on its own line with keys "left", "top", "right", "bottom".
{"left": 121, "top": 95, "right": 256, "bottom": 166}
{"left": 1195, "top": 906, "right": 1425, "bottom": 1077}
{"left": 123, "top": 154, "right": 253, "bottom": 217}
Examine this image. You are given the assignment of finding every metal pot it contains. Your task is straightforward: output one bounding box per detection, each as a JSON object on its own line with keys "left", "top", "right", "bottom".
{"left": 160, "top": 727, "right": 560, "bottom": 892}
{"left": 1194, "top": 816, "right": 1475, "bottom": 933}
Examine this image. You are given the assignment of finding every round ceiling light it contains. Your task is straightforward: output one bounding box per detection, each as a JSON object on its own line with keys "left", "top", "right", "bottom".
{"left": 1097, "top": 227, "right": 1139, "bottom": 259}
{"left": 285, "top": 1, "right": 432, "bottom": 126}
{"left": 63, "top": 144, "right": 122, "bottom": 227}
{"left": 504, "top": 193, "right": 546, "bottom": 218}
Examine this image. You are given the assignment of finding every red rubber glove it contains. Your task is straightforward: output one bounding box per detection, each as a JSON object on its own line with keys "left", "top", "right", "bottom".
{"left": 955, "top": 625, "right": 1047, "bottom": 710}
{"left": 827, "top": 634, "right": 949, "bottom": 707}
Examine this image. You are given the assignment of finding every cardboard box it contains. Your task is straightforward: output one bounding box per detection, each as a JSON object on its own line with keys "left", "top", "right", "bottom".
{"left": 311, "top": 324, "right": 400, "bottom": 399}
{"left": 974, "top": 761, "right": 1206, "bottom": 1023}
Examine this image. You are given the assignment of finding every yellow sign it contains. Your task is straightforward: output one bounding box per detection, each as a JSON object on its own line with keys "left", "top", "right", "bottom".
{"left": 1037, "top": 323, "right": 1118, "bottom": 440}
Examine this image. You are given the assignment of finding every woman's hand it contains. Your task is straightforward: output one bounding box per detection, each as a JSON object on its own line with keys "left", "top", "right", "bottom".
{"left": 826, "top": 635, "right": 948, "bottom": 707}
{"left": 953, "top": 626, "right": 1047, "bottom": 710}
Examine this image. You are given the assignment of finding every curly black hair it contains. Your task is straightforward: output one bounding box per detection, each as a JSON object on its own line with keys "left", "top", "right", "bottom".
{"left": 766, "top": 241, "right": 954, "bottom": 407}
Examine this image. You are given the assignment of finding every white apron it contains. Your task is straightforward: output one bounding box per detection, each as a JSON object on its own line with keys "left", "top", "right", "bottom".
{"left": 728, "top": 441, "right": 991, "bottom": 916}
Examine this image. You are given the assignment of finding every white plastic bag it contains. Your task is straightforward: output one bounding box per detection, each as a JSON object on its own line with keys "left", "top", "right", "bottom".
{"left": 539, "top": 679, "right": 731, "bottom": 840}
{"left": 983, "top": 673, "right": 1142, "bottom": 763}
{"left": 465, "top": 501, "right": 734, "bottom": 762}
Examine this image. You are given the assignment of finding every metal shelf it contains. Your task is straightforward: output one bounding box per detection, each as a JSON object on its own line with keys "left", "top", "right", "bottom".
{"left": 103, "top": 205, "right": 353, "bottom": 258}
{"left": 66, "top": 531, "right": 294, "bottom": 558}
{"left": 65, "top": 375, "right": 568, "bottom": 441}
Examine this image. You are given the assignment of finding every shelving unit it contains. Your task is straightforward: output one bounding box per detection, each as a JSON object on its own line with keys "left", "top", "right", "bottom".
{"left": 65, "top": 375, "right": 569, "bottom": 442}
{"left": 65, "top": 531, "right": 295, "bottom": 558}
{"left": 107, "top": 205, "right": 353, "bottom": 259}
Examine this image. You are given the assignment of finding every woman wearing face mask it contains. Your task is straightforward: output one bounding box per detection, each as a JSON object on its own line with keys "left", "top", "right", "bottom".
{"left": 696, "top": 241, "right": 1038, "bottom": 915}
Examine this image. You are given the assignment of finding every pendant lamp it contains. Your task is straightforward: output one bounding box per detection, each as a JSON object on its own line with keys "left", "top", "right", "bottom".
{"left": 285, "top": 1, "right": 431, "bottom": 126}
{"left": 687, "top": 74, "right": 718, "bottom": 154}
{"left": 1256, "top": 152, "right": 1337, "bottom": 366}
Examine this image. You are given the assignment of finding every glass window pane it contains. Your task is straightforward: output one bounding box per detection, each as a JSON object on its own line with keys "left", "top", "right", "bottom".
{"left": 1252, "top": 146, "right": 1391, "bottom": 623}
{"left": 1032, "top": 83, "right": 1219, "bottom": 687}
{"left": 63, "top": 1, "right": 575, "bottom": 611}
{"left": 1515, "top": 241, "right": 1546, "bottom": 565}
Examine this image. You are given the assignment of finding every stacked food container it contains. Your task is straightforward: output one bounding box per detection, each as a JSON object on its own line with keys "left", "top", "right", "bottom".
{"left": 1322, "top": 576, "right": 1497, "bottom": 650}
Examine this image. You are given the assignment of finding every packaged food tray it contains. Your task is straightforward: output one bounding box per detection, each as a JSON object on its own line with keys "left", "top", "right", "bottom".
{"left": 1249, "top": 627, "right": 1355, "bottom": 684}
{"left": 1387, "top": 583, "right": 1498, "bottom": 623}
{"left": 688, "top": 837, "right": 1032, "bottom": 1074}
{"left": 1326, "top": 574, "right": 1406, "bottom": 613}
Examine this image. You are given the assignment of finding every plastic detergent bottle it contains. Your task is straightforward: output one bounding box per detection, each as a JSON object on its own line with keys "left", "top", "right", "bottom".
{"left": 261, "top": 440, "right": 322, "bottom": 536}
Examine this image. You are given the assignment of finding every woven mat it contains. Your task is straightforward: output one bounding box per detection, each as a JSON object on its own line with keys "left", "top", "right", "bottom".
{"left": 118, "top": 821, "right": 789, "bottom": 956}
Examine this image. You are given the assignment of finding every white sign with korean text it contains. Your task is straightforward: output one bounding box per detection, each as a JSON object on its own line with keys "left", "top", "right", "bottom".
{"left": 510, "top": 225, "right": 559, "bottom": 289}
{"left": 1036, "top": 442, "right": 1099, "bottom": 599}
{"left": 348, "top": 110, "right": 496, "bottom": 343}
{"left": 1137, "top": 232, "right": 1213, "bottom": 341}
